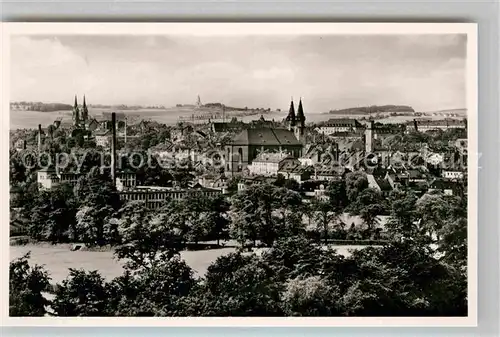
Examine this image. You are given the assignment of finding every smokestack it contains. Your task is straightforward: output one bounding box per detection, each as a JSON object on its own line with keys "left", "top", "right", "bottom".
{"left": 111, "top": 112, "right": 117, "bottom": 187}
{"left": 124, "top": 117, "right": 127, "bottom": 145}
{"left": 37, "top": 124, "right": 42, "bottom": 153}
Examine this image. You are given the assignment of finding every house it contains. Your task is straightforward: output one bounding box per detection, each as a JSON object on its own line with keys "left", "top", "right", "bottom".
{"left": 312, "top": 164, "right": 344, "bottom": 181}
{"left": 278, "top": 160, "right": 312, "bottom": 183}
{"left": 442, "top": 169, "right": 465, "bottom": 180}
{"left": 428, "top": 179, "right": 460, "bottom": 196}
{"left": 298, "top": 144, "right": 339, "bottom": 167}
{"left": 407, "top": 119, "right": 466, "bottom": 132}
{"left": 13, "top": 139, "right": 26, "bottom": 152}
{"left": 198, "top": 173, "right": 227, "bottom": 191}
{"left": 315, "top": 119, "right": 362, "bottom": 135}
{"left": 37, "top": 168, "right": 59, "bottom": 190}
{"left": 95, "top": 129, "right": 111, "bottom": 148}
{"left": 248, "top": 151, "right": 294, "bottom": 177}
{"left": 86, "top": 118, "right": 100, "bottom": 132}
{"left": 211, "top": 122, "right": 243, "bottom": 133}
{"left": 366, "top": 174, "right": 392, "bottom": 196}
{"left": 236, "top": 175, "right": 276, "bottom": 192}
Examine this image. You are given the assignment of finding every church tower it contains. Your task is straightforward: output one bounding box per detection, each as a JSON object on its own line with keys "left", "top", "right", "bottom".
{"left": 285, "top": 98, "right": 296, "bottom": 131}
{"left": 81, "top": 95, "right": 89, "bottom": 124}
{"left": 73, "top": 95, "right": 80, "bottom": 126}
{"left": 295, "top": 98, "right": 306, "bottom": 141}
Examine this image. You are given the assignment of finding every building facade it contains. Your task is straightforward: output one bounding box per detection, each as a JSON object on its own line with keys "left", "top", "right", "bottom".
{"left": 119, "top": 187, "right": 222, "bottom": 209}
{"left": 225, "top": 99, "right": 306, "bottom": 176}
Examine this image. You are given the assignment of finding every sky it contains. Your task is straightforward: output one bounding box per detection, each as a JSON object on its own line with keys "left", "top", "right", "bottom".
{"left": 10, "top": 34, "right": 467, "bottom": 112}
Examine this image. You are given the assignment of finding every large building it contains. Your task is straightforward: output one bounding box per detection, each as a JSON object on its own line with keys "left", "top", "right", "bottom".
{"left": 316, "top": 118, "right": 363, "bottom": 135}
{"left": 119, "top": 186, "right": 222, "bottom": 209}
{"left": 225, "top": 98, "right": 306, "bottom": 176}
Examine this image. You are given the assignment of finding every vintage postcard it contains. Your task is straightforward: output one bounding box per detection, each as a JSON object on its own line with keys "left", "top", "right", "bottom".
{"left": 1, "top": 23, "right": 477, "bottom": 327}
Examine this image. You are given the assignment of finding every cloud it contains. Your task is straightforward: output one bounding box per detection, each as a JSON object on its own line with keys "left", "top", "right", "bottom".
{"left": 10, "top": 34, "right": 466, "bottom": 112}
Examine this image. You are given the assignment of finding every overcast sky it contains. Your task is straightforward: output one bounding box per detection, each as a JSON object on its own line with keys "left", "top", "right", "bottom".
{"left": 11, "top": 34, "right": 466, "bottom": 112}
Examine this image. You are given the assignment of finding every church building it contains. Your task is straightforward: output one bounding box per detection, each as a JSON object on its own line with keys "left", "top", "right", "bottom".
{"left": 225, "top": 98, "right": 306, "bottom": 176}
{"left": 72, "top": 95, "right": 89, "bottom": 128}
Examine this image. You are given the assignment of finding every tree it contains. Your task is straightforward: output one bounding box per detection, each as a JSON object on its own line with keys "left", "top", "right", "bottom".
{"left": 107, "top": 256, "right": 197, "bottom": 316}
{"left": 52, "top": 269, "right": 109, "bottom": 316}
{"left": 28, "top": 183, "right": 77, "bottom": 243}
{"left": 113, "top": 201, "right": 184, "bottom": 270}
{"left": 310, "top": 198, "right": 338, "bottom": 244}
{"left": 415, "top": 192, "right": 452, "bottom": 241}
{"left": 200, "top": 252, "right": 283, "bottom": 316}
{"left": 207, "top": 194, "right": 230, "bottom": 245}
{"left": 10, "top": 254, "right": 51, "bottom": 317}
{"left": 327, "top": 180, "right": 348, "bottom": 211}
{"left": 74, "top": 168, "right": 121, "bottom": 211}
{"left": 9, "top": 151, "right": 27, "bottom": 185}
{"left": 230, "top": 184, "right": 303, "bottom": 247}
{"left": 345, "top": 171, "right": 368, "bottom": 203}
{"left": 282, "top": 276, "right": 341, "bottom": 316}
{"left": 261, "top": 235, "right": 325, "bottom": 282}
{"left": 73, "top": 204, "right": 115, "bottom": 245}
{"left": 386, "top": 189, "right": 418, "bottom": 239}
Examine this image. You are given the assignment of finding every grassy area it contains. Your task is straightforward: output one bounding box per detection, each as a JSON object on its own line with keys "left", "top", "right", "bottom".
{"left": 10, "top": 243, "right": 371, "bottom": 284}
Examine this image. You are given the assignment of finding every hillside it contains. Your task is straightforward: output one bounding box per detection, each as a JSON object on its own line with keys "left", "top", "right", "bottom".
{"left": 10, "top": 102, "right": 73, "bottom": 112}
{"left": 329, "top": 105, "right": 415, "bottom": 115}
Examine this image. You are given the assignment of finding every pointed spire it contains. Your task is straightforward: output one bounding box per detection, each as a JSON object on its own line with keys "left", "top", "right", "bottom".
{"left": 296, "top": 97, "right": 305, "bottom": 124}
{"left": 73, "top": 95, "right": 80, "bottom": 126}
{"left": 286, "top": 98, "right": 296, "bottom": 126}
{"left": 82, "top": 95, "right": 89, "bottom": 122}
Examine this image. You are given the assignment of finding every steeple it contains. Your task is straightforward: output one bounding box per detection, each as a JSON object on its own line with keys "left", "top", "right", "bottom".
{"left": 294, "top": 98, "right": 306, "bottom": 142}
{"left": 73, "top": 95, "right": 80, "bottom": 126}
{"left": 285, "top": 97, "right": 296, "bottom": 129}
{"left": 296, "top": 97, "right": 305, "bottom": 127}
{"left": 82, "top": 95, "right": 88, "bottom": 122}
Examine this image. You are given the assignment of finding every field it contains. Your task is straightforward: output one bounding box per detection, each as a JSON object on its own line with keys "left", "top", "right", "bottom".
{"left": 10, "top": 243, "right": 370, "bottom": 284}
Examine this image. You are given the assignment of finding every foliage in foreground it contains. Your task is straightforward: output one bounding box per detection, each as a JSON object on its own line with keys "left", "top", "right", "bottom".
{"left": 10, "top": 234, "right": 467, "bottom": 317}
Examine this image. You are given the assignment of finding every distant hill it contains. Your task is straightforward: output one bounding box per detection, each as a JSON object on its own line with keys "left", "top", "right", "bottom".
{"left": 10, "top": 102, "right": 72, "bottom": 112}
{"left": 329, "top": 105, "right": 415, "bottom": 115}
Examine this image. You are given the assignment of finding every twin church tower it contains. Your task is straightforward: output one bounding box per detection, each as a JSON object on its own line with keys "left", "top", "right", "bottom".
{"left": 285, "top": 98, "right": 306, "bottom": 141}
{"left": 72, "top": 95, "right": 89, "bottom": 127}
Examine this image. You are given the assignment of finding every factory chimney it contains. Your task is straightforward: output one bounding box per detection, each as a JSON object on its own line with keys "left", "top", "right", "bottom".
{"left": 111, "top": 112, "right": 117, "bottom": 187}
{"left": 37, "top": 124, "right": 42, "bottom": 153}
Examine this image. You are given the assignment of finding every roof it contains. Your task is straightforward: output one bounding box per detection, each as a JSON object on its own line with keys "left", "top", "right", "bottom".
{"left": 94, "top": 129, "right": 111, "bottom": 136}
{"left": 212, "top": 122, "right": 242, "bottom": 132}
{"left": 408, "top": 169, "right": 425, "bottom": 179}
{"left": 321, "top": 118, "right": 361, "bottom": 127}
{"left": 408, "top": 119, "right": 466, "bottom": 127}
{"left": 278, "top": 159, "right": 304, "bottom": 173}
{"left": 375, "top": 178, "right": 392, "bottom": 191}
{"left": 253, "top": 151, "right": 291, "bottom": 163}
{"left": 430, "top": 178, "right": 458, "bottom": 190}
{"left": 230, "top": 128, "right": 301, "bottom": 146}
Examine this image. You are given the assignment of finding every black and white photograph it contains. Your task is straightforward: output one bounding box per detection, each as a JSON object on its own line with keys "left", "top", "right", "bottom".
{"left": 3, "top": 23, "right": 477, "bottom": 326}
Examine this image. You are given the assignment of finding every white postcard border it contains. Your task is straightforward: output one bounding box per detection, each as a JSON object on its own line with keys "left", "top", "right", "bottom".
{"left": 0, "top": 22, "right": 478, "bottom": 327}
